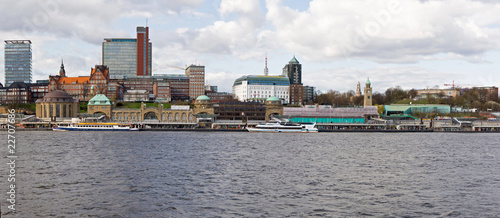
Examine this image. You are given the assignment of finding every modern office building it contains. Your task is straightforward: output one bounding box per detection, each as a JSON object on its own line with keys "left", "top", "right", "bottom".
{"left": 232, "top": 75, "right": 290, "bottom": 104}
{"left": 283, "top": 56, "right": 303, "bottom": 105}
{"left": 283, "top": 56, "right": 301, "bottom": 84}
{"left": 136, "top": 27, "right": 151, "bottom": 76}
{"left": 102, "top": 26, "right": 151, "bottom": 78}
{"left": 186, "top": 65, "right": 205, "bottom": 100}
{"left": 303, "top": 85, "right": 316, "bottom": 105}
{"left": 156, "top": 74, "right": 190, "bottom": 101}
{"left": 4, "top": 40, "right": 32, "bottom": 86}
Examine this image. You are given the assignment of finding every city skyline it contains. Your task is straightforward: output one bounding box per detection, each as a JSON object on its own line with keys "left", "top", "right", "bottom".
{"left": 1, "top": 0, "right": 500, "bottom": 93}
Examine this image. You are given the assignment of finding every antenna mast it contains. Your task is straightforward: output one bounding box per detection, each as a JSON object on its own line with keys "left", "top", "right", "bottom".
{"left": 264, "top": 52, "right": 269, "bottom": 76}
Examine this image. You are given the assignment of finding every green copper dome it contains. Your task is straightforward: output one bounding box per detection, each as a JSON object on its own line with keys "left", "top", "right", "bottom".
{"left": 266, "top": 96, "right": 280, "bottom": 102}
{"left": 289, "top": 56, "right": 299, "bottom": 63}
{"left": 366, "top": 77, "right": 371, "bottom": 85}
{"left": 196, "top": 95, "right": 210, "bottom": 101}
{"left": 88, "top": 94, "right": 111, "bottom": 105}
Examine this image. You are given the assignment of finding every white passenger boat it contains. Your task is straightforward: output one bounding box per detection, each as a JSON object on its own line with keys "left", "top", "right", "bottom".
{"left": 247, "top": 122, "right": 318, "bottom": 133}
{"left": 52, "top": 123, "right": 139, "bottom": 131}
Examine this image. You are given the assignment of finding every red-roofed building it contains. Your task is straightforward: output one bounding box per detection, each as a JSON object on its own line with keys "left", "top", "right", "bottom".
{"left": 49, "top": 62, "right": 117, "bottom": 101}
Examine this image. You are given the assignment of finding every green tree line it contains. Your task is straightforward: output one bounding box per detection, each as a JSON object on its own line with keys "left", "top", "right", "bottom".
{"left": 315, "top": 87, "right": 500, "bottom": 111}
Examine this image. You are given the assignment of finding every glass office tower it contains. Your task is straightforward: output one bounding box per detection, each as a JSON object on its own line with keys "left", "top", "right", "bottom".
{"left": 102, "top": 38, "right": 137, "bottom": 78}
{"left": 4, "top": 40, "right": 32, "bottom": 87}
{"left": 102, "top": 26, "right": 151, "bottom": 78}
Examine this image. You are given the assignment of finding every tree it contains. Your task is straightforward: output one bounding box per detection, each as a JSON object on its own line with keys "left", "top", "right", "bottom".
{"left": 352, "top": 95, "right": 364, "bottom": 106}
{"left": 408, "top": 89, "right": 418, "bottom": 99}
{"left": 372, "top": 92, "right": 386, "bottom": 105}
{"left": 385, "top": 86, "right": 407, "bottom": 104}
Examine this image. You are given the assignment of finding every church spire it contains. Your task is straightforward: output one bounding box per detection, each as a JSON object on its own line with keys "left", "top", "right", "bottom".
{"left": 59, "top": 59, "right": 66, "bottom": 77}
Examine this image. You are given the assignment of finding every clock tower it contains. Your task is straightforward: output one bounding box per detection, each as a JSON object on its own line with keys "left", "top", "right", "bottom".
{"left": 364, "top": 77, "right": 372, "bottom": 107}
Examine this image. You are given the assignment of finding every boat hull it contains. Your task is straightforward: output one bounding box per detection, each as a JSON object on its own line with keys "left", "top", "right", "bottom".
{"left": 247, "top": 127, "right": 318, "bottom": 133}
{"left": 52, "top": 127, "right": 139, "bottom": 131}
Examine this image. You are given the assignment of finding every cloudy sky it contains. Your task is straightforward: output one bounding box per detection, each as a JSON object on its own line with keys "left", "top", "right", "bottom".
{"left": 2, "top": 0, "right": 500, "bottom": 93}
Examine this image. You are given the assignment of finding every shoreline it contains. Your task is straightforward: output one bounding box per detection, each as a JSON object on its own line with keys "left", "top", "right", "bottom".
{"left": 2, "top": 128, "right": 499, "bottom": 133}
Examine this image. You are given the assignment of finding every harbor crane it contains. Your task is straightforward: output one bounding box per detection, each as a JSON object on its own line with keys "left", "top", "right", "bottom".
{"left": 166, "top": 65, "right": 186, "bottom": 71}
{"left": 444, "top": 81, "right": 470, "bottom": 89}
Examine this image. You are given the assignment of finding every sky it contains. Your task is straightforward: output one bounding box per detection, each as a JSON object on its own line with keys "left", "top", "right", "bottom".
{"left": 2, "top": 0, "right": 500, "bottom": 94}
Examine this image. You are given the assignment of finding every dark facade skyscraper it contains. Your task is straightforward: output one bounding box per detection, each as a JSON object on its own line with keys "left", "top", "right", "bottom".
{"left": 4, "top": 40, "right": 32, "bottom": 87}
{"left": 282, "top": 56, "right": 301, "bottom": 84}
{"left": 103, "top": 26, "right": 151, "bottom": 78}
{"left": 283, "top": 56, "right": 303, "bottom": 105}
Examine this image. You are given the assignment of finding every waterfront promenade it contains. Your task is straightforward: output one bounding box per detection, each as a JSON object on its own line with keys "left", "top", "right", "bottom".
{"left": 3, "top": 119, "right": 500, "bottom": 132}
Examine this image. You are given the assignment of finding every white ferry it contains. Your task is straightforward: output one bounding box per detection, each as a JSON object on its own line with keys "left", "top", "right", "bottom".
{"left": 52, "top": 123, "right": 139, "bottom": 131}
{"left": 247, "top": 122, "right": 318, "bottom": 133}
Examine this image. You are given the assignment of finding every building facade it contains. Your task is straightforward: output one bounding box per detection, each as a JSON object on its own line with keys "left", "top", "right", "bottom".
{"left": 4, "top": 40, "right": 32, "bottom": 87}
{"left": 214, "top": 101, "right": 267, "bottom": 121}
{"left": 136, "top": 26, "right": 152, "bottom": 76}
{"left": 156, "top": 74, "right": 190, "bottom": 101}
{"left": 415, "top": 88, "right": 461, "bottom": 99}
{"left": 154, "top": 82, "right": 171, "bottom": 102}
{"left": 186, "top": 65, "right": 205, "bottom": 100}
{"left": 0, "top": 82, "right": 48, "bottom": 104}
{"left": 303, "top": 85, "right": 316, "bottom": 105}
{"left": 232, "top": 75, "right": 290, "bottom": 104}
{"left": 87, "top": 94, "right": 112, "bottom": 118}
{"left": 283, "top": 56, "right": 303, "bottom": 105}
{"left": 283, "top": 56, "right": 301, "bottom": 84}
{"left": 35, "top": 90, "right": 79, "bottom": 118}
{"left": 284, "top": 105, "right": 380, "bottom": 124}
{"left": 102, "top": 26, "right": 152, "bottom": 78}
{"left": 49, "top": 64, "right": 111, "bottom": 101}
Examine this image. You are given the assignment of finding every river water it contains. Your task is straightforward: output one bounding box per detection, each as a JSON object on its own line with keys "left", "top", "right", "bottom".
{"left": 1, "top": 131, "right": 500, "bottom": 217}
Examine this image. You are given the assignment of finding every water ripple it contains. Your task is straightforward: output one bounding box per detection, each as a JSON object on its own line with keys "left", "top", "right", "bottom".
{"left": 1, "top": 132, "right": 500, "bottom": 217}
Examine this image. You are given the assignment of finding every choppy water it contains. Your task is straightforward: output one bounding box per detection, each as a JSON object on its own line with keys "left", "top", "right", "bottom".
{"left": 1, "top": 131, "right": 500, "bottom": 217}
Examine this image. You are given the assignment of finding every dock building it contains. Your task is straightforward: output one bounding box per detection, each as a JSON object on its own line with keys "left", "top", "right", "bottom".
{"left": 383, "top": 104, "right": 451, "bottom": 118}
{"left": 283, "top": 105, "right": 379, "bottom": 124}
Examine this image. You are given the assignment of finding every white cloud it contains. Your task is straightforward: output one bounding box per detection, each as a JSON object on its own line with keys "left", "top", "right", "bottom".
{"left": 306, "top": 66, "right": 460, "bottom": 93}
{"left": 265, "top": 0, "right": 500, "bottom": 63}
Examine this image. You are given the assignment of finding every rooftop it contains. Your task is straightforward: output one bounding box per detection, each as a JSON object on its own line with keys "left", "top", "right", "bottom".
{"left": 233, "top": 75, "right": 290, "bottom": 86}
{"left": 196, "top": 95, "right": 210, "bottom": 101}
{"left": 266, "top": 96, "right": 281, "bottom": 102}
{"left": 88, "top": 94, "right": 111, "bottom": 106}
{"left": 38, "top": 90, "right": 77, "bottom": 103}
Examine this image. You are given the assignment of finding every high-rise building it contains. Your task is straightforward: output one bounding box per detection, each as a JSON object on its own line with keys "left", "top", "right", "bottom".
{"left": 303, "top": 85, "right": 316, "bottom": 105}
{"left": 282, "top": 56, "right": 301, "bottom": 84}
{"left": 186, "top": 65, "right": 205, "bottom": 100}
{"left": 4, "top": 40, "right": 32, "bottom": 87}
{"left": 136, "top": 27, "right": 151, "bottom": 77}
{"left": 283, "top": 56, "right": 303, "bottom": 105}
{"left": 102, "top": 26, "right": 151, "bottom": 78}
